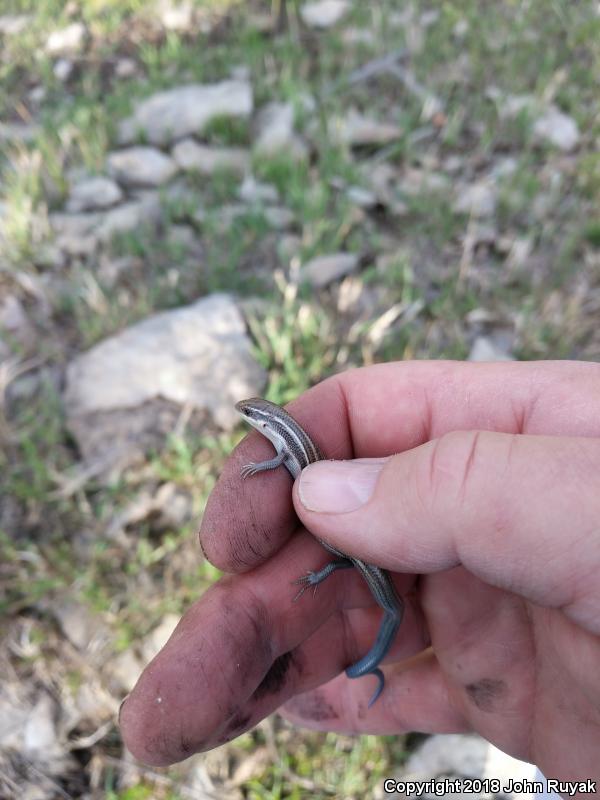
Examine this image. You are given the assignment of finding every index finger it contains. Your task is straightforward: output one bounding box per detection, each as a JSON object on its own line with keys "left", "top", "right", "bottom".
{"left": 199, "top": 359, "right": 600, "bottom": 572}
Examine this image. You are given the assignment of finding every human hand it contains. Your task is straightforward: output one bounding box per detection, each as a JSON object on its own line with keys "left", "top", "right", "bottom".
{"left": 120, "top": 360, "right": 600, "bottom": 785}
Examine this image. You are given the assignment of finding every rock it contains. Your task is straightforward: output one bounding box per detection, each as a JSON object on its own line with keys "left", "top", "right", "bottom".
{"left": 332, "top": 108, "right": 402, "bottom": 146}
{"left": 300, "top": 252, "right": 360, "bottom": 288}
{"left": 28, "top": 85, "right": 47, "bottom": 104}
{"left": 533, "top": 105, "right": 580, "bottom": 151}
{"left": 166, "top": 224, "right": 204, "bottom": 258}
{"left": 402, "top": 734, "right": 537, "bottom": 798}
{"left": 118, "top": 81, "right": 253, "bottom": 146}
{"left": 277, "top": 234, "right": 302, "bottom": 262}
{"left": 98, "top": 194, "right": 162, "bottom": 239}
{"left": 468, "top": 335, "right": 514, "bottom": 362}
{"left": 98, "top": 255, "right": 141, "bottom": 287}
{"left": 405, "top": 733, "right": 488, "bottom": 781}
{"left": 51, "top": 194, "right": 162, "bottom": 253}
{"left": 157, "top": 0, "right": 194, "bottom": 31}
{"left": 0, "top": 121, "right": 38, "bottom": 144}
{"left": 66, "top": 176, "right": 123, "bottom": 213}
{"left": 489, "top": 156, "right": 518, "bottom": 179}
{"left": 141, "top": 613, "right": 180, "bottom": 664}
{"left": 368, "top": 163, "right": 408, "bottom": 215}
{"left": 238, "top": 175, "right": 279, "bottom": 204}
{"left": 253, "top": 101, "right": 308, "bottom": 159}
{"left": 401, "top": 168, "right": 450, "bottom": 196}
{"left": 0, "top": 295, "right": 34, "bottom": 348}
{"left": 346, "top": 185, "right": 378, "bottom": 208}
{"left": 506, "top": 236, "right": 533, "bottom": 269}
{"left": 107, "top": 146, "right": 177, "bottom": 187}
{"left": 53, "top": 58, "right": 74, "bottom": 81}
{"left": 64, "top": 294, "right": 267, "bottom": 468}
{"left": 23, "top": 694, "right": 60, "bottom": 755}
{"left": 49, "top": 212, "right": 99, "bottom": 257}
{"left": 454, "top": 181, "right": 497, "bottom": 218}
{"left": 0, "top": 14, "right": 31, "bottom": 36}
{"left": 46, "top": 22, "right": 86, "bottom": 55}
{"left": 108, "top": 649, "right": 143, "bottom": 693}
{"left": 115, "top": 57, "right": 137, "bottom": 79}
{"left": 300, "top": 0, "right": 349, "bottom": 28}
{"left": 49, "top": 599, "right": 110, "bottom": 652}
{"left": 172, "top": 138, "right": 250, "bottom": 175}
{"left": 263, "top": 206, "right": 295, "bottom": 229}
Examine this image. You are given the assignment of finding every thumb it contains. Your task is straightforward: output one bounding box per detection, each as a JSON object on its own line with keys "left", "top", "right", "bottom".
{"left": 293, "top": 431, "right": 600, "bottom": 633}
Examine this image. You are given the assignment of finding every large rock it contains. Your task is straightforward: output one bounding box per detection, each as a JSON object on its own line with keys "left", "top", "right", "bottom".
{"left": 107, "top": 146, "right": 178, "bottom": 187}
{"left": 118, "top": 81, "right": 253, "bottom": 146}
{"left": 64, "top": 294, "right": 266, "bottom": 470}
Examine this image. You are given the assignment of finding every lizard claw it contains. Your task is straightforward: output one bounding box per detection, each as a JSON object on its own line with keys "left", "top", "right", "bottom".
{"left": 292, "top": 572, "right": 319, "bottom": 602}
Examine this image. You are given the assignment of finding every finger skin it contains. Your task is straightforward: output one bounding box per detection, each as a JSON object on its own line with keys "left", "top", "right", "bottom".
{"left": 200, "top": 361, "right": 600, "bottom": 573}
{"left": 294, "top": 432, "right": 600, "bottom": 634}
{"left": 120, "top": 530, "right": 424, "bottom": 765}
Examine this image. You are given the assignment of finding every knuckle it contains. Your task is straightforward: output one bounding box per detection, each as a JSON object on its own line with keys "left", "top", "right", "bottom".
{"left": 421, "top": 429, "right": 487, "bottom": 514}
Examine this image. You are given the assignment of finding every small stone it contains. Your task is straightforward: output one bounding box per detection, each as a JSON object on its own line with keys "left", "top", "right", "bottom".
{"left": 299, "top": 252, "right": 360, "bottom": 288}
{"left": 23, "top": 694, "right": 59, "bottom": 754}
{"left": 332, "top": 108, "right": 402, "bottom": 146}
{"left": 468, "top": 336, "right": 514, "bottom": 362}
{"left": 50, "top": 599, "right": 108, "bottom": 651}
{"left": 253, "top": 102, "right": 308, "bottom": 159}
{"left": 141, "top": 614, "right": 180, "bottom": 664}
{"left": 108, "top": 649, "right": 143, "bottom": 693}
{"left": 533, "top": 105, "right": 580, "bottom": 152}
{"left": 66, "top": 176, "right": 123, "bottom": 213}
{"left": 96, "top": 195, "right": 162, "bottom": 241}
{"left": 238, "top": 175, "right": 279, "bottom": 204}
{"left": 300, "top": 0, "right": 349, "bottom": 29}
{"left": 346, "top": 185, "right": 378, "bottom": 208}
{"left": 404, "top": 733, "right": 489, "bottom": 779}
{"left": 118, "top": 81, "right": 253, "bottom": 147}
{"left": 115, "top": 57, "right": 137, "bottom": 79}
{"left": 454, "top": 181, "right": 497, "bottom": 218}
{"left": 263, "top": 206, "right": 294, "bottom": 229}
{"left": 28, "top": 85, "right": 46, "bottom": 104}
{"left": 157, "top": 0, "right": 194, "bottom": 31}
{"left": 107, "top": 146, "right": 177, "bottom": 187}
{"left": 278, "top": 234, "right": 302, "bottom": 262}
{"left": 53, "top": 58, "right": 74, "bottom": 81}
{"left": 0, "top": 121, "right": 38, "bottom": 144}
{"left": 46, "top": 21, "right": 86, "bottom": 55}
{"left": 0, "top": 14, "right": 30, "bottom": 36}
{"left": 172, "top": 138, "right": 250, "bottom": 175}
{"left": 489, "top": 156, "right": 518, "bottom": 179}
{"left": 506, "top": 236, "right": 533, "bottom": 269}
{"left": 166, "top": 224, "right": 204, "bottom": 258}
{"left": 0, "top": 295, "right": 33, "bottom": 347}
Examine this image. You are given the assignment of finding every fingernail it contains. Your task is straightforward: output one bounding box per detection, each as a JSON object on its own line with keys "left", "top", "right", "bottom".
{"left": 298, "top": 458, "right": 388, "bottom": 513}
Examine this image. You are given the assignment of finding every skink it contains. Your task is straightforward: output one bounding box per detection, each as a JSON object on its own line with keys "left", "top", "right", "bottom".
{"left": 236, "top": 397, "right": 403, "bottom": 707}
